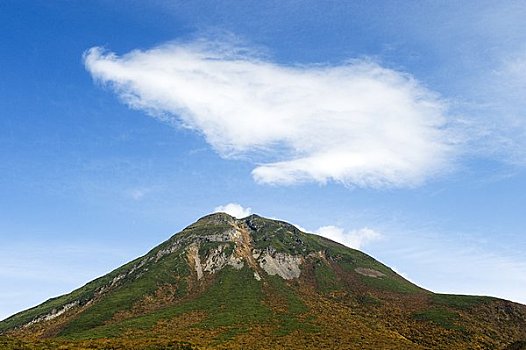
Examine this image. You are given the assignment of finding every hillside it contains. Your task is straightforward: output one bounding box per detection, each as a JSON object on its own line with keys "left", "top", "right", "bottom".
{"left": 1, "top": 213, "right": 525, "bottom": 349}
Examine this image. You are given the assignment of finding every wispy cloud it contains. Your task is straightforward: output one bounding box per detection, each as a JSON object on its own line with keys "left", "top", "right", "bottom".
{"left": 214, "top": 202, "right": 252, "bottom": 218}
{"left": 84, "top": 39, "right": 457, "bottom": 188}
{"left": 459, "top": 49, "right": 526, "bottom": 165}
{"left": 399, "top": 245, "right": 526, "bottom": 303}
{"left": 369, "top": 227, "right": 526, "bottom": 304}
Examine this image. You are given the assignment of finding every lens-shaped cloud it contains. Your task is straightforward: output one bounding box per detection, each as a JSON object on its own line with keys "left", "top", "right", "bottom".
{"left": 84, "top": 40, "right": 455, "bottom": 187}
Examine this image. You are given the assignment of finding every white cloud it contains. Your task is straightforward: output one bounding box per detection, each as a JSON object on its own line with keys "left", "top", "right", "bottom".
{"left": 84, "top": 40, "right": 456, "bottom": 188}
{"left": 315, "top": 225, "right": 382, "bottom": 250}
{"left": 214, "top": 203, "right": 252, "bottom": 218}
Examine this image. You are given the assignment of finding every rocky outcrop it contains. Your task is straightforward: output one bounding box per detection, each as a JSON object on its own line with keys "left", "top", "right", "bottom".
{"left": 256, "top": 250, "right": 302, "bottom": 280}
{"left": 24, "top": 301, "right": 80, "bottom": 328}
{"left": 184, "top": 222, "right": 305, "bottom": 281}
{"left": 355, "top": 267, "right": 385, "bottom": 278}
{"left": 187, "top": 243, "right": 204, "bottom": 280}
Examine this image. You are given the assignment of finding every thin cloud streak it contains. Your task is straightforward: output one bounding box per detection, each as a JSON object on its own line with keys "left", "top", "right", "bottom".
{"left": 371, "top": 229, "right": 526, "bottom": 305}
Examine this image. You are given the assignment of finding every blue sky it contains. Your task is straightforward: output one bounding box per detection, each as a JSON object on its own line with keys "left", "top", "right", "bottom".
{"left": 1, "top": 0, "right": 526, "bottom": 320}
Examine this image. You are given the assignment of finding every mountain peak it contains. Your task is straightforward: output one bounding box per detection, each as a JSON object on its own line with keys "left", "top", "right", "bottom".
{"left": 2, "top": 213, "right": 526, "bottom": 349}
{"left": 193, "top": 212, "right": 236, "bottom": 225}
{"left": 192, "top": 212, "right": 266, "bottom": 225}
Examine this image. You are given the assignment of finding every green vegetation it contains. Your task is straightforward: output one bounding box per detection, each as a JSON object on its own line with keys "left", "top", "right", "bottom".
{"left": 431, "top": 294, "right": 493, "bottom": 309}
{"left": 313, "top": 260, "right": 342, "bottom": 293}
{"left": 355, "top": 294, "right": 381, "bottom": 306}
{"left": 250, "top": 220, "right": 308, "bottom": 254}
{"left": 267, "top": 276, "right": 308, "bottom": 315}
{"left": 59, "top": 250, "right": 189, "bottom": 336}
{"left": 265, "top": 275, "right": 318, "bottom": 336}
{"left": 63, "top": 266, "right": 272, "bottom": 339}
{"left": 360, "top": 274, "right": 422, "bottom": 294}
{"left": 413, "top": 308, "right": 462, "bottom": 330}
{"left": 190, "top": 266, "right": 271, "bottom": 329}
{"left": 64, "top": 266, "right": 318, "bottom": 341}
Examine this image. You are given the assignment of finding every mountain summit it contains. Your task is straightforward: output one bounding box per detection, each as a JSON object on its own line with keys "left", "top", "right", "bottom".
{"left": 1, "top": 213, "right": 525, "bottom": 349}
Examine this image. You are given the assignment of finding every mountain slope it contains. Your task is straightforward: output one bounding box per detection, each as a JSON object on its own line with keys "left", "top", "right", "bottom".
{"left": 1, "top": 213, "right": 525, "bottom": 349}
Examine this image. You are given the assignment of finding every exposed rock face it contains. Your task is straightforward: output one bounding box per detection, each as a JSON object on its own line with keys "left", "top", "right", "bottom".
{"left": 184, "top": 217, "right": 304, "bottom": 281}
{"left": 24, "top": 301, "right": 80, "bottom": 327}
{"left": 202, "top": 244, "right": 244, "bottom": 275}
{"left": 186, "top": 243, "right": 204, "bottom": 280}
{"left": 257, "top": 250, "right": 302, "bottom": 280}
{"left": 355, "top": 267, "right": 385, "bottom": 278}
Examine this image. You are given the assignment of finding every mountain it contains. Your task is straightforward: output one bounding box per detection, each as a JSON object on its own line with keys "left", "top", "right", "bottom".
{"left": 1, "top": 213, "right": 525, "bottom": 349}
